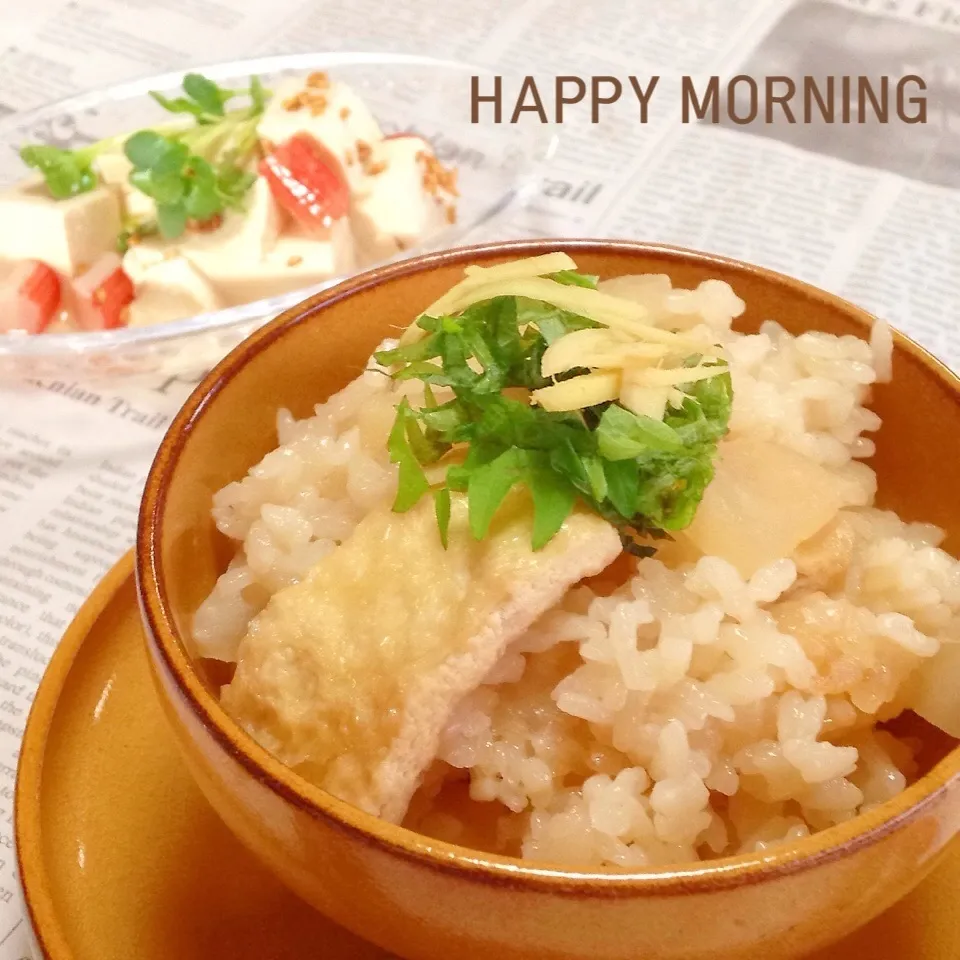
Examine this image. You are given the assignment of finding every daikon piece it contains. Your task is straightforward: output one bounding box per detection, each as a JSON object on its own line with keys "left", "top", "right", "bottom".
{"left": 684, "top": 437, "right": 848, "bottom": 579}
{"left": 906, "top": 642, "right": 960, "bottom": 738}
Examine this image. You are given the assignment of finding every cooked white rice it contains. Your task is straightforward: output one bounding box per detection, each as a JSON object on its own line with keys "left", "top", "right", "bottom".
{"left": 193, "top": 275, "right": 960, "bottom": 867}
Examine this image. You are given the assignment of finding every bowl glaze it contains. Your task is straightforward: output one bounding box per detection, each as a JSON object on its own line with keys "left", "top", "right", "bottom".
{"left": 136, "top": 239, "right": 960, "bottom": 960}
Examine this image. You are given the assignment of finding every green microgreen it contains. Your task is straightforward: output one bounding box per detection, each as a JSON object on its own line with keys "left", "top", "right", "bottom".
{"left": 19, "top": 144, "right": 98, "bottom": 199}
{"left": 19, "top": 72, "right": 269, "bottom": 242}
{"left": 149, "top": 72, "right": 239, "bottom": 124}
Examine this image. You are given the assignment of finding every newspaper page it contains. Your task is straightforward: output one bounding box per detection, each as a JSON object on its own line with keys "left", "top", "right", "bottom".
{"left": 1, "top": 0, "right": 959, "bottom": 954}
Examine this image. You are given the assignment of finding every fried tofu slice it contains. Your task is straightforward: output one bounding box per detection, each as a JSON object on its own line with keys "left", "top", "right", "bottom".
{"left": 220, "top": 491, "right": 621, "bottom": 823}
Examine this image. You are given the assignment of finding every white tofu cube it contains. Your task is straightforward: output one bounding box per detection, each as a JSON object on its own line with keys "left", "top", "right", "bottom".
{"left": 179, "top": 175, "right": 281, "bottom": 261}
{"left": 174, "top": 178, "right": 287, "bottom": 303}
{"left": 350, "top": 138, "right": 453, "bottom": 263}
{"left": 0, "top": 178, "right": 122, "bottom": 276}
{"left": 258, "top": 77, "right": 384, "bottom": 192}
{"left": 121, "top": 171, "right": 353, "bottom": 307}
{"left": 269, "top": 220, "right": 356, "bottom": 277}
{"left": 94, "top": 151, "right": 156, "bottom": 224}
{"left": 124, "top": 254, "right": 223, "bottom": 328}
{"left": 191, "top": 219, "right": 355, "bottom": 304}
{"left": 121, "top": 237, "right": 176, "bottom": 284}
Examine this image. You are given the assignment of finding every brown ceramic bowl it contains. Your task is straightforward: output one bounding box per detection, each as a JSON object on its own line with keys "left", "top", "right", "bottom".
{"left": 136, "top": 240, "right": 960, "bottom": 960}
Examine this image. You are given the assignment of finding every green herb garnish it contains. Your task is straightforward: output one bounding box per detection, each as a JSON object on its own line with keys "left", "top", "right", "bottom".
{"left": 19, "top": 144, "right": 99, "bottom": 199}
{"left": 116, "top": 218, "right": 159, "bottom": 254}
{"left": 549, "top": 269, "right": 599, "bottom": 288}
{"left": 19, "top": 72, "right": 268, "bottom": 240}
{"left": 376, "top": 277, "right": 733, "bottom": 553}
{"left": 149, "top": 72, "right": 240, "bottom": 124}
{"left": 122, "top": 129, "right": 257, "bottom": 239}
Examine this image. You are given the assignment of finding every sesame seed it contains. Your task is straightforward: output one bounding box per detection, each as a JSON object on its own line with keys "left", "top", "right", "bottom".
{"left": 287, "top": 254, "right": 304, "bottom": 267}
{"left": 416, "top": 151, "right": 459, "bottom": 200}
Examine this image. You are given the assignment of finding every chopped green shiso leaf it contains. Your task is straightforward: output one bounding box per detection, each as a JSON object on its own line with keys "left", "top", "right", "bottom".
{"left": 375, "top": 276, "right": 733, "bottom": 553}
{"left": 19, "top": 73, "right": 268, "bottom": 241}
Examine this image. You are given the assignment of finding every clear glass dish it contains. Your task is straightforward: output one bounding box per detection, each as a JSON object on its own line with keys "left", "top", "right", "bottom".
{"left": 0, "top": 52, "right": 557, "bottom": 383}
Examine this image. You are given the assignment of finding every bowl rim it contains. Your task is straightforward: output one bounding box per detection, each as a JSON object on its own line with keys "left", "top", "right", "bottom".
{"left": 0, "top": 52, "right": 554, "bottom": 359}
{"left": 136, "top": 237, "right": 960, "bottom": 895}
